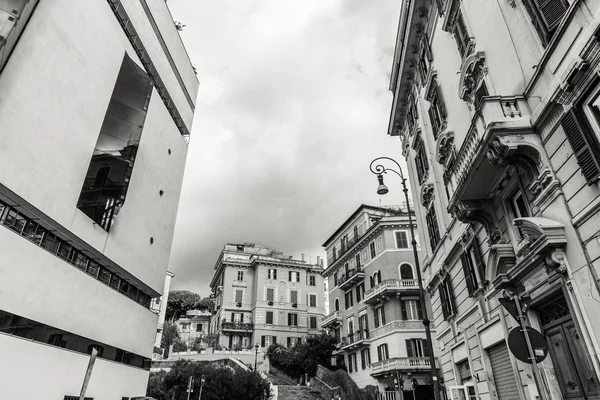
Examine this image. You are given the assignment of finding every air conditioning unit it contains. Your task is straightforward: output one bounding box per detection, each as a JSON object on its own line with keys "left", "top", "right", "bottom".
{"left": 236, "top": 302, "right": 241, "bottom": 307}
{"left": 268, "top": 301, "right": 273, "bottom": 306}
{"left": 292, "top": 303, "right": 298, "bottom": 308}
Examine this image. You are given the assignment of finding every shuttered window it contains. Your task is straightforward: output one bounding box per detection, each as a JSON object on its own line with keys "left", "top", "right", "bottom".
{"left": 415, "top": 136, "right": 429, "bottom": 185}
{"left": 453, "top": 11, "right": 470, "bottom": 58}
{"left": 309, "top": 316, "right": 317, "bottom": 329}
{"left": 523, "top": 0, "right": 568, "bottom": 46}
{"left": 369, "top": 241, "right": 377, "bottom": 258}
{"left": 462, "top": 239, "right": 485, "bottom": 297}
{"left": 266, "top": 288, "right": 274, "bottom": 302}
{"left": 309, "top": 294, "right": 317, "bottom": 307}
{"left": 266, "top": 311, "right": 274, "bottom": 324}
{"left": 375, "top": 236, "right": 384, "bottom": 254}
{"left": 402, "top": 300, "right": 423, "bottom": 320}
{"left": 287, "top": 313, "right": 298, "bottom": 326}
{"left": 561, "top": 108, "right": 600, "bottom": 185}
{"left": 438, "top": 277, "right": 457, "bottom": 320}
{"left": 290, "top": 290, "right": 298, "bottom": 304}
{"left": 426, "top": 204, "right": 441, "bottom": 250}
{"left": 235, "top": 290, "right": 243, "bottom": 303}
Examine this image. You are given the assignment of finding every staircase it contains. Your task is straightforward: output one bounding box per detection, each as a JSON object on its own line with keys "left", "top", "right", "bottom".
{"left": 276, "top": 385, "right": 327, "bottom": 400}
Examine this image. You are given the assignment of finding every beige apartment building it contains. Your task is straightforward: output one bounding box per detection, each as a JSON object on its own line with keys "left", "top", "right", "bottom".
{"left": 177, "top": 310, "right": 211, "bottom": 348}
{"left": 209, "top": 243, "right": 326, "bottom": 350}
{"left": 322, "top": 204, "right": 438, "bottom": 397}
{"left": 387, "top": 1, "right": 600, "bottom": 399}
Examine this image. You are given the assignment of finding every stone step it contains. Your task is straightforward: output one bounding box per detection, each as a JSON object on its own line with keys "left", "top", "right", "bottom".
{"left": 276, "top": 385, "right": 327, "bottom": 400}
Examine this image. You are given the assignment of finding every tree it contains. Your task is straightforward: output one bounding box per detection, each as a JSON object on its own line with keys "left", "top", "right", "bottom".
{"left": 204, "top": 332, "right": 220, "bottom": 349}
{"left": 191, "top": 335, "right": 205, "bottom": 351}
{"left": 172, "top": 338, "right": 188, "bottom": 353}
{"left": 194, "top": 296, "right": 215, "bottom": 312}
{"left": 166, "top": 290, "right": 202, "bottom": 320}
{"left": 160, "top": 321, "right": 180, "bottom": 358}
{"left": 266, "top": 332, "right": 337, "bottom": 378}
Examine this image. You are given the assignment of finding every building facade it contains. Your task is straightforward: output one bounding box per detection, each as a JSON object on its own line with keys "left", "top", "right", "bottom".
{"left": 0, "top": 0, "right": 198, "bottom": 398}
{"left": 388, "top": 1, "right": 600, "bottom": 399}
{"left": 322, "top": 205, "right": 438, "bottom": 397}
{"left": 209, "top": 243, "right": 326, "bottom": 350}
{"left": 177, "top": 310, "right": 212, "bottom": 348}
{"left": 152, "top": 270, "right": 175, "bottom": 349}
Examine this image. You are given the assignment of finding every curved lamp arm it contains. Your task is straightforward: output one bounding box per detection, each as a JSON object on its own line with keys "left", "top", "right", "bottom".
{"left": 369, "top": 156, "right": 404, "bottom": 180}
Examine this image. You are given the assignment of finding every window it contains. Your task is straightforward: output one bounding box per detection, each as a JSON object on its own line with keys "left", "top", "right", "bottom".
{"left": 407, "top": 97, "right": 418, "bottom": 134}
{"left": 428, "top": 84, "right": 447, "bottom": 140}
{"left": 333, "top": 272, "right": 338, "bottom": 286}
{"left": 377, "top": 344, "right": 390, "bottom": 361}
{"left": 361, "top": 248, "right": 370, "bottom": 264}
{"left": 369, "top": 241, "right": 376, "bottom": 258}
{"left": 288, "top": 271, "right": 300, "bottom": 282}
{"left": 266, "top": 288, "right": 275, "bottom": 302}
{"left": 288, "top": 313, "right": 298, "bottom": 327}
{"left": 358, "top": 314, "right": 369, "bottom": 336}
{"left": 370, "top": 271, "right": 382, "bottom": 288}
{"left": 268, "top": 269, "right": 277, "bottom": 280}
{"left": 438, "top": 277, "right": 457, "bottom": 320}
{"left": 375, "top": 236, "right": 384, "bottom": 254}
{"left": 196, "top": 324, "right": 202, "bottom": 332}
{"left": 361, "top": 348, "right": 371, "bottom": 369}
{"left": 453, "top": 11, "right": 470, "bottom": 58}
{"left": 335, "top": 298, "right": 340, "bottom": 311}
{"left": 418, "top": 35, "right": 432, "bottom": 82}
{"left": 309, "top": 275, "right": 316, "bottom": 286}
{"left": 287, "top": 337, "right": 300, "bottom": 347}
{"left": 415, "top": 136, "right": 429, "bottom": 185}
{"left": 235, "top": 290, "right": 243, "bottom": 303}
{"left": 522, "top": 0, "right": 568, "bottom": 46}
{"left": 76, "top": 55, "right": 153, "bottom": 232}
{"left": 355, "top": 253, "right": 361, "bottom": 269}
{"left": 395, "top": 231, "right": 409, "bottom": 249}
{"left": 356, "top": 282, "right": 365, "bottom": 302}
{"left": 345, "top": 290, "right": 353, "bottom": 309}
{"left": 407, "top": 339, "right": 430, "bottom": 358}
{"left": 374, "top": 305, "right": 386, "bottom": 328}
{"left": 309, "top": 294, "right": 317, "bottom": 307}
{"left": 348, "top": 353, "right": 358, "bottom": 373}
{"left": 457, "top": 359, "right": 473, "bottom": 384}
{"left": 474, "top": 81, "right": 489, "bottom": 111}
{"left": 462, "top": 240, "right": 484, "bottom": 296}
{"left": 309, "top": 316, "right": 318, "bottom": 329}
{"left": 237, "top": 270, "right": 244, "bottom": 281}
{"left": 266, "top": 311, "right": 274, "bottom": 324}
{"left": 510, "top": 190, "right": 530, "bottom": 219}
{"left": 290, "top": 290, "right": 298, "bottom": 304}
{"left": 333, "top": 246, "right": 337, "bottom": 260}
{"left": 402, "top": 300, "right": 422, "bottom": 320}
{"left": 426, "top": 203, "right": 441, "bottom": 250}
{"left": 399, "top": 263, "right": 414, "bottom": 280}
{"left": 261, "top": 335, "right": 276, "bottom": 348}
{"left": 561, "top": 108, "right": 600, "bottom": 184}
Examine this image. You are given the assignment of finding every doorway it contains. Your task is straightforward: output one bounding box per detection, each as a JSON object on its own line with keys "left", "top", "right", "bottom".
{"left": 538, "top": 296, "right": 599, "bottom": 399}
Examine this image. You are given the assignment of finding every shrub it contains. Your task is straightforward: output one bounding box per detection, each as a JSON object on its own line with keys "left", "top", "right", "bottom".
{"left": 267, "top": 332, "right": 337, "bottom": 378}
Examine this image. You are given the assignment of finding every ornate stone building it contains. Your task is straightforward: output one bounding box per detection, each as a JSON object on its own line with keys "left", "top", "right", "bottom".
{"left": 388, "top": 0, "right": 600, "bottom": 399}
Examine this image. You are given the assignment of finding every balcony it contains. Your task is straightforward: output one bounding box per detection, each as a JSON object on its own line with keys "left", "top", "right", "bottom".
{"left": 364, "top": 279, "right": 419, "bottom": 305}
{"left": 371, "top": 357, "right": 439, "bottom": 376}
{"left": 321, "top": 311, "right": 343, "bottom": 328}
{"left": 340, "top": 330, "right": 371, "bottom": 350}
{"left": 221, "top": 321, "right": 254, "bottom": 333}
{"left": 369, "top": 320, "right": 434, "bottom": 339}
{"left": 338, "top": 268, "right": 365, "bottom": 290}
{"left": 327, "top": 229, "right": 367, "bottom": 266}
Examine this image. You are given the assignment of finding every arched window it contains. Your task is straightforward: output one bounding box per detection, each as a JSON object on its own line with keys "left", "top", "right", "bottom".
{"left": 399, "top": 264, "right": 414, "bottom": 280}
{"left": 335, "top": 298, "right": 340, "bottom": 312}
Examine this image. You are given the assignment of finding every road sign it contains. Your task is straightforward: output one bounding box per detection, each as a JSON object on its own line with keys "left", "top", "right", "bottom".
{"left": 507, "top": 326, "right": 548, "bottom": 364}
{"left": 499, "top": 297, "right": 531, "bottom": 323}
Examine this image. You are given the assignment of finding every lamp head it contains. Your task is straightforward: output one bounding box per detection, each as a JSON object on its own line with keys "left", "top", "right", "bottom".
{"left": 255, "top": 343, "right": 259, "bottom": 350}
{"left": 376, "top": 174, "right": 389, "bottom": 195}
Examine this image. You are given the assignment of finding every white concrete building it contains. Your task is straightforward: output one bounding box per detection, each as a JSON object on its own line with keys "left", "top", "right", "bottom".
{"left": 0, "top": 0, "right": 198, "bottom": 399}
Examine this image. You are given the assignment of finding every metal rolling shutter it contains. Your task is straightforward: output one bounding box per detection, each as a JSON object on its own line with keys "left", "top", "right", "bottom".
{"left": 488, "top": 342, "right": 520, "bottom": 400}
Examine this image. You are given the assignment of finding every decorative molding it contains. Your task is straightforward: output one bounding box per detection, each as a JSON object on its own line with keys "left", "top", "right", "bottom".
{"left": 453, "top": 200, "right": 501, "bottom": 244}
{"left": 424, "top": 71, "right": 438, "bottom": 102}
{"left": 545, "top": 250, "right": 567, "bottom": 275}
{"left": 436, "top": 131, "right": 455, "bottom": 166}
{"left": 459, "top": 52, "right": 486, "bottom": 102}
{"left": 420, "top": 184, "right": 435, "bottom": 207}
{"left": 441, "top": 0, "right": 461, "bottom": 32}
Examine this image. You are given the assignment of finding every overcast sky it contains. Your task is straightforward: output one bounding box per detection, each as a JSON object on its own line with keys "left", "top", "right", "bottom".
{"left": 167, "top": 0, "right": 408, "bottom": 297}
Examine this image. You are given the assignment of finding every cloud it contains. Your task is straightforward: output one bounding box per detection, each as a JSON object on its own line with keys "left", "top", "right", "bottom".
{"left": 167, "top": 0, "right": 407, "bottom": 296}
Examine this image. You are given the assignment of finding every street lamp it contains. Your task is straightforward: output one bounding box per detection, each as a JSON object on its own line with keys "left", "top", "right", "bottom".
{"left": 198, "top": 375, "right": 206, "bottom": 400}
{"left": 369, "top": 156, "right": 440, "bottom": 400}
{"left": 254, "top": 343, "right": 259, "bottom": 373}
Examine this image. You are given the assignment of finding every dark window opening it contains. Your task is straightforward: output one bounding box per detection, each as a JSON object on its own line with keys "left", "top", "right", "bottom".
{"left": 474, "top": 81, "right": 489, "bottom": 111}
{"left": 77, "top": 55, "right": 153, "bottom": 231}
{"left": 453, "top": 11, "right": 470, "bottom": 58}
{"left": 522, "top": 0, "right": 569, "bottom": 47}
{"left": 426, "top": 204, "right": 441, "bottom": 250}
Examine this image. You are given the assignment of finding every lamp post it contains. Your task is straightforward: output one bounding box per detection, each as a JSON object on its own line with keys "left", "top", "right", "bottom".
{"left": 369, "top": 156, "right": 440, "bottom": 400}
{"left": 198, "top": 374, "right": 205, "bottom": 400}
{"left": 254, "top": 343, "right": 259, "bottom": 373}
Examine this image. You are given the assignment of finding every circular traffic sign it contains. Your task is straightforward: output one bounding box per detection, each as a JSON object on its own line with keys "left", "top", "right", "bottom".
{"left": 507, "top": 326, "right": 548, "bottom": 364}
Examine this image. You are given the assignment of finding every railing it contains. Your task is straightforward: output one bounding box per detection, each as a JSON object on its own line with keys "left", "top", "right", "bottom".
{"left": 327, "top": 228, "right": 368, "bottom": 266}
{"left": 378, "top": 392, "right": 397, "bottom": 400}
{"left": 369, "top": 320, "right": 434, "bottom": 339}
{"left": 364, "top": 279, "right": 419, "bottom": 300}
{"left": 338, "top": 267, "right": 364, "bottom": 287}
{"left": 221, "top": 321, "right": 254, "bottom": 331}
{"left": 341, "top": 330, "right": 370, "bottom": 348}
{"left": 321, "top": 311, "right": 343, "bottom": 325}
{"left": 371, "top": 357, "right": 435, "bottom": 372}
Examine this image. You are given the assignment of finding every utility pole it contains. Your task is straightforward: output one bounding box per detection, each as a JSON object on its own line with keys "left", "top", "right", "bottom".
{"left": 186, "top": 376, "right": 194, "bottom": 400}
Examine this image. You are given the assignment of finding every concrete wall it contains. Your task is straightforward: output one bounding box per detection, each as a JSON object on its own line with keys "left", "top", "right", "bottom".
{"left": 0, "top": 334, "right": 149, "bottom": 400}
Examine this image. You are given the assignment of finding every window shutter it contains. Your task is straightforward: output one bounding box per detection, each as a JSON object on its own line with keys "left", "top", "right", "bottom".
{"left": 231, "top": 312, "right": 234, "bottom": 321}
{"left": 461, "top": 253, "right": 476, "bottom": 296}
{"left": 374, "top": 308, "right": 379, "bottom": 328}
{"left": 356, "top": 286, "right": 361, "bottom": 302}
{"left": 273, "top": 336, "right": 277, "bottom": 344}
{"left": 377, "top": 346, "right": 382, "bottom": 361}
{"left": 377, "top": 271, "right": 382, "bottom": 284}
{"left": 562, "top": 108, "right": 600, "bottom": 185}
{"left": 381, "top": 305, "right": 386, "bottom": 325}
{"left": 406, "top": 339, "right": 414, "bottom": 357}
{"left": 537, "top": 0, "right": 568, "bottom": 32}
{"left": 416, "top": 300, "right": 423, "bottom": 319}
{"left": 370, "top": 275, "right": 374, "bottom": 288}
{"left": 274, "top": 269, "right": 277, "bottom": 280}
{"left": 287, "top": 337, "right": 291, "bottom": 347}
{"left": 361, "top": 352, "right": 366, "bottom": 369}
{"left": 448, "top": 281, "right": 457, "bottom": 315}
{"left": 288, "top": 271, "right": 292, "bottom": 281}
{"left": 439, "top": 285, "right": 449, "bottom": 320}
{"left": 401, "top": 301, "right": 408, "bottom": 320}
{"left": 288, "top": 314, "right": 291, "bottom": 325}
{"left": 472, "top": 239, "right": 485, "bottom": 284}
{"left": 297, "top": 272, "right": 301, "bottom": 282}
{"left": 422, "top": 339, "right": 430, "bottom": 357}
{"left": 235, "top": 290, "right": 243, "bottom": 303}
{"left": 261, "top": 336, "right": 265, "bottom": 347}
{"left": 241, "top": 313, "right": 244, "bottom": 322}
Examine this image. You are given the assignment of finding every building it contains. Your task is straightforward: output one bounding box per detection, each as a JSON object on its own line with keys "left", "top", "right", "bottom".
{"left": 152, "top": 270, "right": 175, "bottom": 349}
{"left": 321, "top": 204, "right": 438, "bottom": 397}
{"left": 177, "top": 309, "right": 212, "bottom": 348}
{"left": 209, "top": 243, "right": 326, "bottom": 350}
{"left": 0, "top": 0, "right": 198, "bottom": 398}
{"left": 388, "top": 1, "right": 600, "bottom": 399}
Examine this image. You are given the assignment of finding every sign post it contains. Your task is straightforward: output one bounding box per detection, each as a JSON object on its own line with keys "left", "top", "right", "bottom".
{"left": 79, "top": 347, "right": 98, "bottom": 400}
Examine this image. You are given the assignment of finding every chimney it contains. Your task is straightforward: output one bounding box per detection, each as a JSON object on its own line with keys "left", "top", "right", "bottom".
{"left": 289, "top": 256, "right": 293, "bottom": 260}
{"left": 320, "top": 259, "right": 324, "bottom": 267}
{"left": 316, "top": 256, "right": 320, "bottom": 266}
{"left": 301, "top": 253, "right": 305, "bottom": 261}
